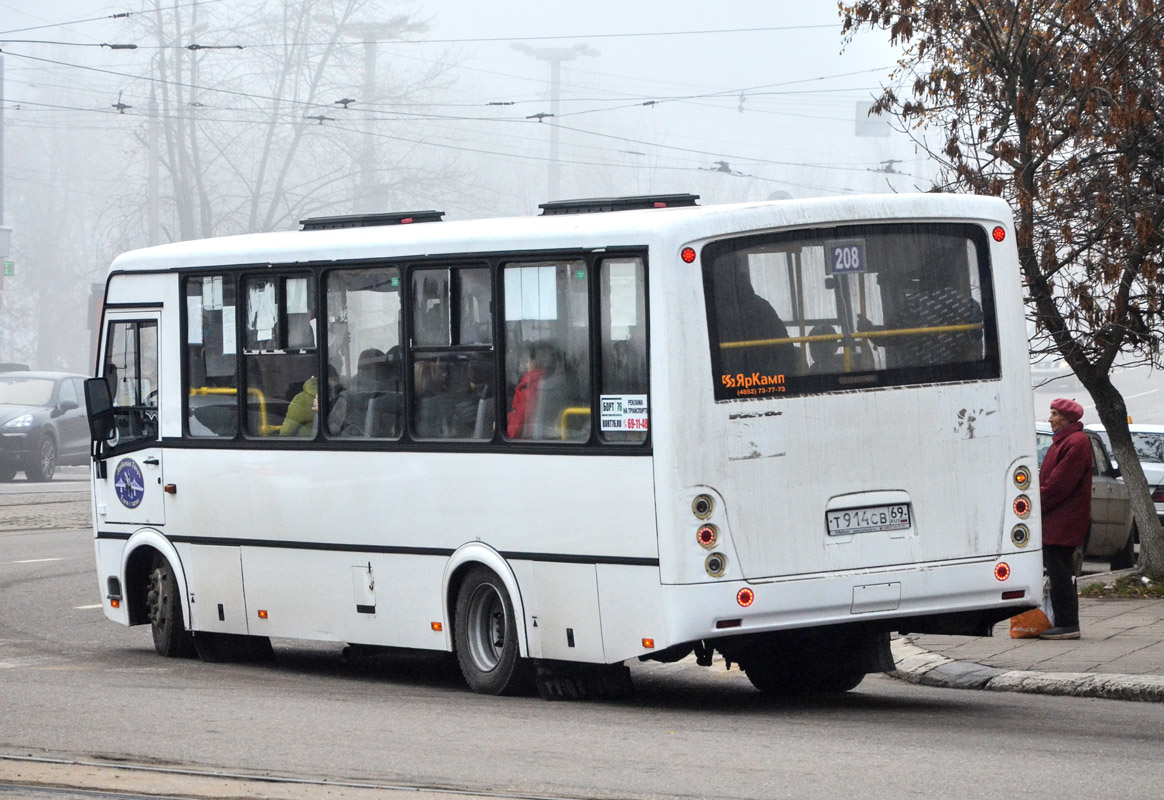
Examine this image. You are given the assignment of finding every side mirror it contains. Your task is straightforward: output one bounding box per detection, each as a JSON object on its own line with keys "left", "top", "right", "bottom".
{"left": 1111, "top": 465, "right": 1122, "bottom": 479}
{"left": 55, "top": 399, "right": 79, "bottom": 415}
{"left": 83, "top": 377, "right": 117, "bottom": 443}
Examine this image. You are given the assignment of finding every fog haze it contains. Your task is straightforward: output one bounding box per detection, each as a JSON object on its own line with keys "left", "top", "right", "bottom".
{"left": 0, "top": 1, "right": 932, "bottom": 371}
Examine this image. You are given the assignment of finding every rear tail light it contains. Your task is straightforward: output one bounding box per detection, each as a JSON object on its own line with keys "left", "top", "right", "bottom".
{"left": 994, "top": 562, "right": 1011, "bottom": 581}
{"left": 697, "top": 524, "right": 719, "bottom": 548}
{"left": 1012, "top": 495, "right": 1031, "bottom": 519}
{"left": 1152, "top": 488, "right": 1164, "bottom": 504}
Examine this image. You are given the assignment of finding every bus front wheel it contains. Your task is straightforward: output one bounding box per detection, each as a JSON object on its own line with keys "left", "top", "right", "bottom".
{"left": 146, "top": 554, "right": 195, "bottom": 658}
{"left": 454, "top": 566, "right": 532, "bottom": 695}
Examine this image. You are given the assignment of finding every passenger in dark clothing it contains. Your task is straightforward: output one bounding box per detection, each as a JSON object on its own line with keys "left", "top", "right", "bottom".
{"left": 714, "top": 255, "right": 797, "bottom": 379}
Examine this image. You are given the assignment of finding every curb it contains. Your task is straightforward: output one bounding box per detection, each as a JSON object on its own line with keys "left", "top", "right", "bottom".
{"left": 890, "top": 637, "right": 1164, "bottom": 703}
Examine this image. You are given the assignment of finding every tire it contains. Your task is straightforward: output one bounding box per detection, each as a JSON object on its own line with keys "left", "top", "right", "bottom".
{"left": 146, "top": 554, "right": 195, "bottom": 657}
{"left": 0, "top": 463, "right": 16, "bottom": 482}
{"left": 742, "top": 657, "right": 820, "bottom": 696}
{"left": 816, "top": 669, "right": 866, "bottom": 693}
{"left": 24, "top": 434, "right": 56, "bottom": 482}
{"left": 1110, "top": 523, "right": 1138, "bottom": 571}
{"left": 742, "top": 647, "right": 867, "bottom": 696}
{"left": 453, "top": 566, "right": 532, "bottom": 695}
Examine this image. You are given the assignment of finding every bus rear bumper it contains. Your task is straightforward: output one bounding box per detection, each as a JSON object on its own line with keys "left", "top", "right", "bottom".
{"left": 655, "top": 551, "right": 1042, "bottom": 654}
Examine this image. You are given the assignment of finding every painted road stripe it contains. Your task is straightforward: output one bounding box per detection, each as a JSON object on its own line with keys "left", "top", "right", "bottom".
{"left": 74, "top": 604, "right": 103, "bottom": 610}
{"left": 8, "top": 558, "right": 63, "bottom": 564}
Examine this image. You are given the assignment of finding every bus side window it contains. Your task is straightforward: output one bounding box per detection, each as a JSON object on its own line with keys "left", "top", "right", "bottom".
{"left": 241, "top": 274, "right": 319, "bottom": 437}
{"left": 410, "top": 267, "right": 494, "bottom": 440}
{"left": 503, "top": 261, "right": 590, "bottom": 443}
{"left": 600, "top": 258, "right": 648, "bottom": 444}
{"left": 184, "top": 276, "right": 239, "bottom": 437}
{"left": 325, "top": 268, "right": 403, "bottom": 439}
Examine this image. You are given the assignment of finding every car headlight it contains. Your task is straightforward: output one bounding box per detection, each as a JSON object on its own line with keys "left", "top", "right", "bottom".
{"left": 3, "top": 414, "right": 33, "bottom": 429}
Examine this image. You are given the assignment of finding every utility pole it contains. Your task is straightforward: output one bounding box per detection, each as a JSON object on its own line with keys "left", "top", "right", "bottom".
{"left": 511, "top": 43, "right": 598, "bottom": 201}
{"left": 341, "top": 16, "right": 428, "bottom": 214}
{"left": 148, "top": 85, "right": 160, "bottom": 246}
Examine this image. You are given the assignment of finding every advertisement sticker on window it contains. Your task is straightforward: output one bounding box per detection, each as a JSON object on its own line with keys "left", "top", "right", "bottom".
{"left": 600, "top": 394, "right": 649, "bottom": 432}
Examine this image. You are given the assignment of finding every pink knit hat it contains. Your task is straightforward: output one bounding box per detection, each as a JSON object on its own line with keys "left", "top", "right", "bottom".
{"left": 1051, "top": 398, "right": 1083, "bottom": 423}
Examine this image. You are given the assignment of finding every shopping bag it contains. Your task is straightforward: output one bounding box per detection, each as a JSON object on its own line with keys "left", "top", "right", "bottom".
{"left": 1009, "top": 607, "right": 1052, "bottom": 638}
{"left": 1010, "top": 576, "right": 1055, "bottom": 638}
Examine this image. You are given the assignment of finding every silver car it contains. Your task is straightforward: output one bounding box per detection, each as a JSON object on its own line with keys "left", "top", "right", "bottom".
{"left": 1036, "top": 424, "right": 1137, "bottom": 573}
{"left": 1088, "top": 423, "right": 1164, "bottom": 529}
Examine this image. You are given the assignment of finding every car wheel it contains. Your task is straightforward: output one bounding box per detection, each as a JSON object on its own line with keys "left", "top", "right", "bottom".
{"left": 1110, "top": 523, "right": 1138, "bottom": 571}
{"left": 0, "top": 463, "right": 16, "bottom": 482}
{"left": 24, "top": 434, "right": 56, "bottom": 482}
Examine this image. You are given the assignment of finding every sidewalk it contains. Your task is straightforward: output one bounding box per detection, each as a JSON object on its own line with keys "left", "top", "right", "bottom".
{"left": 892, "top": 586, "right": 1164, "bottom": 703}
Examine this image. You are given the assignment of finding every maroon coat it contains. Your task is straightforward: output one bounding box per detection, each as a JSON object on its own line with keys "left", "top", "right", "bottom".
{"left": 1040, "top": 421, "right": 1093, "bottom": 547}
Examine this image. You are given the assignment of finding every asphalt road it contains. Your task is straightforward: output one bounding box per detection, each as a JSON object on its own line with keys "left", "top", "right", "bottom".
{"left": 2, "top": 491, "right": 1163, "bottom": 800}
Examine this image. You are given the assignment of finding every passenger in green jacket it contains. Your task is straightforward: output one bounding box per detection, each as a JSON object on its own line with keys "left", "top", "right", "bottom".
{"left": 280, "top": 376, "right": 318, "bottom": 437}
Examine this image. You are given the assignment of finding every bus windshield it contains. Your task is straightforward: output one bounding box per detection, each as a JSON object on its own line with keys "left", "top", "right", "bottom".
{"left": 703, "top": 222, "right": 999, "bottom": 400}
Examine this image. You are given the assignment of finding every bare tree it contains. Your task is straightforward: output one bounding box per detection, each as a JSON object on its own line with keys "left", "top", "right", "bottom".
{"left": 842, "top": 0, "right": 1164, "bottom": 577}
{"left": 128, "top": 0, "right": 460, "bottom": 241}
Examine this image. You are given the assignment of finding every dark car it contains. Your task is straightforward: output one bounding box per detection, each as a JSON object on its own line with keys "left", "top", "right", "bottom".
{"left": 0, "top": 371, "right": 91, "bottom": 481}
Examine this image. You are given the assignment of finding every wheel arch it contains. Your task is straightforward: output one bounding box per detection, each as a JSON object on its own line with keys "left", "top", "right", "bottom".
{"left": 442, "top": 543, "right": 530, "bottom": 658}
{"left": 121, "top": 529, "right": 190, "bottom": 629}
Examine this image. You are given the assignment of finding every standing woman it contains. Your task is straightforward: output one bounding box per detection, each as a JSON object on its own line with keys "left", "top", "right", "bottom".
{"left": 1039, "top": 398, "right": 1092, "bottom": 640}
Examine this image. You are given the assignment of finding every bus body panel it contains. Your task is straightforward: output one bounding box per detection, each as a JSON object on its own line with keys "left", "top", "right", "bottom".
{"left": 648, "top": 207, "right": 1039, "bottom": 590}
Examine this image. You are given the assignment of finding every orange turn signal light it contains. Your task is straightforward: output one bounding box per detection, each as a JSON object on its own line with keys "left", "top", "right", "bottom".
{"left": 642, "top": 638, "right": 655, "bottom": 649}
{"left": 258, "top": 609, "right": 269, "bottom": 619}
{"left": 994, "top": 562, "right": 1011, "bottom": 581}
{"left": 110, "top": 599, "right": 120, "bottom": 608}
{"left": 431, "top": 622, "right": 443, "bottom": 632}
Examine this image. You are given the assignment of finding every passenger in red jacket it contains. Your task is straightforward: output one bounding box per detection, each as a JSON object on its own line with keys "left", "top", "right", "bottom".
{"left": 1039, "top": 398, "right": 1092, "bottom": 640}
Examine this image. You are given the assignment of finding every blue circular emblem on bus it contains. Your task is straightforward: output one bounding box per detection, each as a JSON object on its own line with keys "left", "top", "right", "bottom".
{"left": 113, "top": 458, "right": 146, "bottom": 509}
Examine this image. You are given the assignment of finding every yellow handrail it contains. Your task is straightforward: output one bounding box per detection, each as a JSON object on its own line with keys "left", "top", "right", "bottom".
{"left": 559, "top": 406, "right": 591, "bottom": 440}
{"left": 720, "top": 322, "right": 982, "bottom": 350}
{"left": 190, "top": 386, "right": 276, "bottom": 435}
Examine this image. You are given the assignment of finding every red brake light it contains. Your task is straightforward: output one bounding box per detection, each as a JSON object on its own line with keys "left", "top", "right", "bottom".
{"left": 994, "top": 562, "right": 1011, "bottom": 581}
{"left": 736, "top": 587, "right": 755, "bottom": 607}
{"left": 1013, "top": 496, "right": 1031, "bottom": 518}
{"left": 681, "top": 247, "right": 696, "bottom": 263}
{"left": 992, "top": 226, "right": 1006, "bottom": 242}
{"left": 1152, "top": 488, "right": 1164, "bottom": 503}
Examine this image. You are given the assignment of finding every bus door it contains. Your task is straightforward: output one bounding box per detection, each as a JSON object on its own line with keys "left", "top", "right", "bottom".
{"left": 88, "top": 311, "right": 166, "bottom": 528}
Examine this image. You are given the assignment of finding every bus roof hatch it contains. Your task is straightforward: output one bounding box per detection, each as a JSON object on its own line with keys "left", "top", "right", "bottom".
{"left": 299, "top": 211, "right": 445, "bottom": 230}
{"left": 538, "top": 194, "right": 700, "bottom": 216}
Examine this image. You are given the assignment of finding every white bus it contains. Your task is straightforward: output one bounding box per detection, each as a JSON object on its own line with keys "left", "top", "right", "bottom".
{"left": 84, "top": 193, "right": 1041, "bottom": 698}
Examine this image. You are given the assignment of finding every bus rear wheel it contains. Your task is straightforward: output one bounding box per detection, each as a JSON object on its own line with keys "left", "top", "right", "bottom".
{"left": 146, "top": 554, "right": 195, "bottom": 657}
{"left": 454, "top": 566, "right": 532, "bottom": 695}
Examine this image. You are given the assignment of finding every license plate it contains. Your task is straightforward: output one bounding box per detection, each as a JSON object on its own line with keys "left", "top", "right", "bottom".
{"left": 826, "top": 503, "right": 911, "bottom": 535}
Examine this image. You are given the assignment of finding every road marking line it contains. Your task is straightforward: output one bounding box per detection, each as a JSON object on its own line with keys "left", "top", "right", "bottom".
{"left": 74, "top": 604, "right": 103, "bottom": 610}
{"left": 8, "top": 558, "right": 63, "bottom": 564}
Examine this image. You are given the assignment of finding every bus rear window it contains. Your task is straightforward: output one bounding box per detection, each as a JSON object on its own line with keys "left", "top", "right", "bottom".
{"left": 703, "top": 222, "right": 999, "bottom": 400}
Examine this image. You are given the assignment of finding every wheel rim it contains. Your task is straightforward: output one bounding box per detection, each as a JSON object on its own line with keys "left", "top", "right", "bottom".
{"left": 39, "top": 439, "right": 55, "bottom": 478}
{"left": 465, "top": 582, "right": 506, "bottom": 673}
